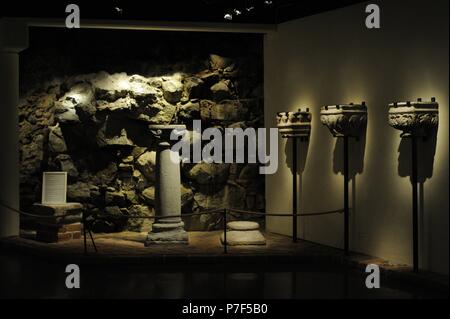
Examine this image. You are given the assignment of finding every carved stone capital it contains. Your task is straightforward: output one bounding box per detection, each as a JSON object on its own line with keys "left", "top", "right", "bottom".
{"left": 148, "top": 124, "right": 186, "bottom": 146}
{"left": 276, "top": 108, "right": 312, "bottom": 138}
{"left": 388, "top": 99, "right": 439, "bottom": 138}
{"left": 320, "top": 103, "right": 367, "bottom": 137}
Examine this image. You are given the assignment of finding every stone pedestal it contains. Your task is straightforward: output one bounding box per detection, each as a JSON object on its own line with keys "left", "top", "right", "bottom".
{"left": 220, "top": 221, "right": 266, "bottom": 246}
{"left": 32, "top": 202, "right": 83, "bottom": 243}
{"left": 145, "top": 125, "right": 189, "bottom": 245}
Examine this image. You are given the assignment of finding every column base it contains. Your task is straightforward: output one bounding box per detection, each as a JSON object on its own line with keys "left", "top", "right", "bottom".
{"left": 145, "top": 222, "right": 189, "bottom": 245}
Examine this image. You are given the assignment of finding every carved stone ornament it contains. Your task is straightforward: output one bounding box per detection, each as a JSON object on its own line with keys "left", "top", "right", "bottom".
{"left": 320, "top": 102, "right": 367, "bottom": 137}
{"left": 276, "top": 108, "right": 312, "bottom": 139}
{"left": 388, "top": 98, "right": 439, "bottom": 138}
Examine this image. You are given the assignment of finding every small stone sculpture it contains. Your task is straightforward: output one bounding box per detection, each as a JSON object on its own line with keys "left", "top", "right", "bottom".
{"left": 276, "top": 108, "right": 312, "bottom": 139}
{"left": 388, "top": 98, "right": 439, "bottom": 137}
{"left": 220, "top": 221, "right": 266, "bottom": 246}
{"left": 320, "top": 102, "right": 367, "bottom": 137}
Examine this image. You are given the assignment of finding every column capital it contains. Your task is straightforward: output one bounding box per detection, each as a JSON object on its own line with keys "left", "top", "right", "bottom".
{"left": 149, "top": 124, "right": 186, "bottom": 145}
{"left": 0, "top": 18, "right": 29, "bottom": 53}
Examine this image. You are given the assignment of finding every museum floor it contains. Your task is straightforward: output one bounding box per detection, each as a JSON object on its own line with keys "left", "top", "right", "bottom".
{"left": 0, "top": 231, "right": 448, "bottom": 299}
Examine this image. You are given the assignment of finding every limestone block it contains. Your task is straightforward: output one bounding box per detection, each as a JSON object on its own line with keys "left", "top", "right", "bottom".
{"left": 220, "top": 230, "right": 266, "bottom": 246}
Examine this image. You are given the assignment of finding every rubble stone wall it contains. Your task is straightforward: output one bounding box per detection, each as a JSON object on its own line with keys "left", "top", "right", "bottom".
{"left": 19, "top": 29, "right": 264, "bottom": 232}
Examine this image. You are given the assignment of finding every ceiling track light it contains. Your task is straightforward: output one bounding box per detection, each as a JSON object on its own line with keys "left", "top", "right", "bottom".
{"left": 224, "top": 10, "right": 233, "bottom": 20}
{"left": 245, "top": 0, "right": 256, "bottom": 12}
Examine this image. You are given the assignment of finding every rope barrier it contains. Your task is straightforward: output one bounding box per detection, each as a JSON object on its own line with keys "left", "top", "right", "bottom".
{"left": 0, "top": 201, "right": 346, "bottom": 255}
{"left": 0, "top": 201, "right": 344, "bottom": 220}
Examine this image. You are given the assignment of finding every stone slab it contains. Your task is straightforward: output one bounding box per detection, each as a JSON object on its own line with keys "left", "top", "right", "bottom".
{"left": 227, "top": 221, "right": 260, "bottom": 231}
{"left": 32, "top": 202, "right": 83, "bottom": 216}
{"left": 220, "top": 230, "right": 266, "bottom": 246}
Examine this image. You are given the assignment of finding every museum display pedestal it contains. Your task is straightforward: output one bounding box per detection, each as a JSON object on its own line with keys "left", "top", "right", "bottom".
{"left": 145, "top": 124, "right": 189, "bottom": 245}
{"left": 220, "top": 221, "right": 266, "bottom": 246}
{"left": 276, "top": 108, "right": 312, "bottom": 243}
{"left": 32, "top": 202, "right": 83, "bottom": 243}
{"left": 320, "top": 102, "right": 368, "bottom": 256}
{"left": 388, "top": 98, "right": 439, "bottom": 273}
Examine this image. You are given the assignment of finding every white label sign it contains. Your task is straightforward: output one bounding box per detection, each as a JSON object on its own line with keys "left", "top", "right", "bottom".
{"left": 42, "top": 172, "right": 67, "bottom": 204}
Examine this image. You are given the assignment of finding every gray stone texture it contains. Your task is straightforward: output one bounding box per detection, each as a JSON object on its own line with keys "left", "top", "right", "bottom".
{"left": 19, "top": 52, "right": 264, "bottom": 233}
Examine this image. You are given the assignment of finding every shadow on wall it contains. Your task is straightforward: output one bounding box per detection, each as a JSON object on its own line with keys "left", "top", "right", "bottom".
{"left": 284, "top": 138, "right": 310, "bottom": 175}
{"left": 332, "top": 126, "right": 367, "bottom": 248}
{"left": 332, "top": 127, "right": 367, "bottom": 180}
{"left": 396, "top": 128, "right": 438, "bottom": 269}
{"left": 397, "top": 129, "right": 438, "bottom": 183}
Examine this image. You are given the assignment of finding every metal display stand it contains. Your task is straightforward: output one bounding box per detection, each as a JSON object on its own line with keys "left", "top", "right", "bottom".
{"left": 276, "top": 108, "right": 312, "bottom": 242}
{"left": 388, "top": 97, "right": 439, "bottom": 273}
{"left": 321, "top": 102, "right": 368, "bottom": 256}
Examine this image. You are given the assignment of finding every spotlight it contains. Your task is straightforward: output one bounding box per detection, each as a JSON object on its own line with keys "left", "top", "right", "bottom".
{"left": 224, "top": 12, "right": 233, "bottom": 20}
{"left": 245, "top": 0, "right": 256, "bottom": 11}
{"left": 233, "top": 9, "right": 242, "bottom": 15}
{"left": 264, "top": 0, "right": 273, "bottom": 5}
{"left": 114, "top": 6, "right": 123, "bottom": 14}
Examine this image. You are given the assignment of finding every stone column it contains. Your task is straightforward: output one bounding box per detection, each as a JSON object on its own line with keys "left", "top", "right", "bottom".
{"left": 145, "top": 124, "right": 188, "bottom": 245}
{"left": 0, "top": 19, "right": 28, "bottom": 237}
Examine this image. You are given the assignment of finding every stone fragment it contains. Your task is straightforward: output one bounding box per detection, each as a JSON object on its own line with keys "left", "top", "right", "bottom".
{"left": 48, "top": 124, "right": 67, "bottom": 153}
{"left": 183, "top": 77, "right": 204, "bottom": 99}
{"left": 55, "top": 154, "right": 79, "bottom": 179}
{"left": 141, "top": 186, "right": 155, "bottom": 206}
{"left": 105, "top": 190, "right": 126, "bottom": 207}
{"left": 123, "top": 190, "right": 139, "bottom": 205}
{"left": 137, "top": 102, "right": 177, "bottom": 124}
{"left": 133, "top": 169, "right": 148, "bottom": 191}
{"left": 96, "top": 115, "right": 135, "bottom": 147}
{"left": 181, "top": 185, "right": 194, "bottom": 210}
{"left": 54, "top": 97, "right": 80, "bottom": 124}
{"left": 135, "top": 151, "right": 156, "bottom": 181}
{"left": 91, "top": 72, "right": 130, "bottom": 102}
{"left": 97, "top": 96, "right": 138, "bottom": 112}
{"left": 185, "top": 162, "right": 230, "bottom": 185}
{"left": 128, "top": 75, "right": 158, "bottom": 105}
{"left": 65, "top": 82, "right": 96, "bottom": 117}
{"left": 210, "top": 80, "right": 232, "bottom": 101}
{"left": 178, "top": 101, "right": 200, "bottom": 121}
{"left": 94, "top": 162, "right": 118, "bottom": 185}
{"left": 67, "top": 182, "right": 92, "bottom": 202}
{"left": 220, "top": 230, "right": 266, "bottom": 246}
{"left": 162, "top": 79, "right": 183, "bottom": 104}
{"left": 200, "top": 100, "right": 247, "bottom": 122}
{"left": 127, "top": 205, "right": 154, "bottom": 232}
{"left": 209, "top": 54, "right": 233, "bottom": 70}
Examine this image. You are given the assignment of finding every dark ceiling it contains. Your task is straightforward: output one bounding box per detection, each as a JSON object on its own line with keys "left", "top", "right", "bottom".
{"left": 1, "top": 0, "right": 366, "bottom": 24}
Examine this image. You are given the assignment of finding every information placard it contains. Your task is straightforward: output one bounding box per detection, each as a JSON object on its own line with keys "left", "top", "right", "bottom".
{"left": 41, "top": 172, "right": 67, "bottom": 204}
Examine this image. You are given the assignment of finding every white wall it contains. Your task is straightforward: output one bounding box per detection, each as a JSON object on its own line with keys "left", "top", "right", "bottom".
{"left": 264, "top": 0, "right": 449, "bottom": 274}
